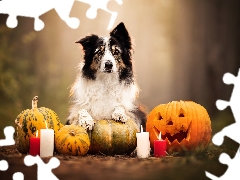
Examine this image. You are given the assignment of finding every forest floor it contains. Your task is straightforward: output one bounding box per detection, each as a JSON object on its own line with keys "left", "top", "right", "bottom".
{"left": 0, "top": 112, "right": 238, "bottom": 180}
{"left": 0, "top": 141, "right": 238, "bottom": 180}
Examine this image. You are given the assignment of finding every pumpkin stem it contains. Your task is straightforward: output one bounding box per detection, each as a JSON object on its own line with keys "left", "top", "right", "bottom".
{"left": 15, "top": 119, "right": 22, "bottom": 129}
{"left": 69, "top": 130, "right": 75, "bottom": 136}
{"left": 32, "top": 96, "right": 38, "bottom": 109}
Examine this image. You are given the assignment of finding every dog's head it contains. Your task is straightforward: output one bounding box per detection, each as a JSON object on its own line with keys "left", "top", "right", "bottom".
{"left": 76, "top": 22, "right": 133, "bottom": 84}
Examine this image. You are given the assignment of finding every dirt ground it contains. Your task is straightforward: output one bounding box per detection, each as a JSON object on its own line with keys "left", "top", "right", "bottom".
{"left": 0, "top": 143, "right": 237, "bottom": 180}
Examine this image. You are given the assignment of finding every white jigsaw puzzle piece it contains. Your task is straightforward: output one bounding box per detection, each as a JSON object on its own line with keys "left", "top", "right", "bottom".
{"left": 213, "top": 69, "right": 240, "bottom": 146}
{"left": 216, "top": 69, "right": 240, "bottom": 120}
{"left": 206, "top": 147, "right": 240, "bottom": 180}
{"left": 212, "top": 122, "right": 240, "bottom": 146}
{"left": 24, "top": 155, "right": 60, "bottom": 180}
{"left": 12, "top": 172, "right": 24, "bottom": 180}
{"left": 216, "top": 100, "right": 229, "bottom": 111}
{"left": 0, "top": 126, "right": 15, "bottom": 146}
{"left": 0, "top": 0, "right": 79, "bottom": 31}
{"left": 0, "top": 160, "right": 8, "bottom": 171}
{"left": 77, "top": 0, "right": 123, "bottom": 30}
{"left": 206, "top": 68, "right": 240, "bottom": 179}
{"left": 0, "top": 0, "right": 123, "bottom": 31}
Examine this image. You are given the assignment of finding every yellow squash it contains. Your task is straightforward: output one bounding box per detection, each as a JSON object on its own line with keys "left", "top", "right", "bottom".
{"left": 55, "top": 124, "right": 90, "bottom": 156}
{"left": 14, "top": 96, "right": 63, "bottom": 153}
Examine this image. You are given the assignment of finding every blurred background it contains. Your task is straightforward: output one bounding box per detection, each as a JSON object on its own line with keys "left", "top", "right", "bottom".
{"left": 0, "top": 0, "right": 240, "bottom": 139}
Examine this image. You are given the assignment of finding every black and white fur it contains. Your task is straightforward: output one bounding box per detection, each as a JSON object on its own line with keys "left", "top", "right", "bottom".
{"left": 66, "top": 22, "right": 146, "bottom": 131}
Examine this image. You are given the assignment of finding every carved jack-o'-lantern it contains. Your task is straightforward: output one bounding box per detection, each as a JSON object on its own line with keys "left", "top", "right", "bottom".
{"left": 146, "top": 101, "right": 212, "bottom": 153}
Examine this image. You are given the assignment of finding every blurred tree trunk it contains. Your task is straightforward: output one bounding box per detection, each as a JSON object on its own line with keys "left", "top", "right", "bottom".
{"left": 172, "top": 0, "right": 240, "bottom": 115}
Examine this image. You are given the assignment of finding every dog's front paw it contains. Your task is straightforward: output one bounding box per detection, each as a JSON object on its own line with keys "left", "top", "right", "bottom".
{"left": 112, "top": 107, "right": 128, "bottom": 123}
{"left": 73, "top": 109, "right": 94, "bottom": 130}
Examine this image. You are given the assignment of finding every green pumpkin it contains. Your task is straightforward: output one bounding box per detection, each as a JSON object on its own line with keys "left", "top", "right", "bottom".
{"left": 88, "top": 119, "right": 138, "bottom": 155}
{"left": 14, "top": 96, "right": 63, "bottom": 153}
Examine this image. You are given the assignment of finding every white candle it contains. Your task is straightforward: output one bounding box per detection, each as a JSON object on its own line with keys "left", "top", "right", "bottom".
{"left": 40, "top": 122, "right": 54, "bottom": 157}
{"left": 136, "top": 125, "right": 150, "bottom": 158}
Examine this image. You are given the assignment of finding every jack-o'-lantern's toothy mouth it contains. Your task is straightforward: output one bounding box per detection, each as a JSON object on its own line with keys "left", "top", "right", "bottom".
{"left": 153, "top": 123, "right": 191, "bottom": 143}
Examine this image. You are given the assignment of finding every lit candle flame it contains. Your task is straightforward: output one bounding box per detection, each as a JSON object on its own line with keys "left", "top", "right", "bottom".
{"left": 45, "top": 121, "right": 48, "bottom": 129}
{"left": 154, "top": 130, "right": 162, "bottom": 140}
{"left": 36, "top": 130, "right": 38, "bottom": 137}
{"left": 158, "top": 132, "right": 161, "bottom": 140}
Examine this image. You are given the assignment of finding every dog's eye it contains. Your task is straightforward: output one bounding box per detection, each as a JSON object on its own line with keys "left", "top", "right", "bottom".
{"left": 95, "top": 45, "right": 105, "bottom": 56}
{"left": 97, "top": 50, "right": 104, "bottom": 56}
{"left": 95, "top": 49, "right": 104, "bottom": 56}
{"left": 113, "top": 49, "right": 120, "bottom": 56}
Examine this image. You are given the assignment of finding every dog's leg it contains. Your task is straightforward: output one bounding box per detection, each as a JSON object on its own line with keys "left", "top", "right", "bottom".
{"left": 112, "top": 106, "right": 128, "bottom": 123}
{"left": 67, "top": 109, "right": 94, "bottom": 130}
{"left": 77, "top": 109, "right": 94, "bottom": 130}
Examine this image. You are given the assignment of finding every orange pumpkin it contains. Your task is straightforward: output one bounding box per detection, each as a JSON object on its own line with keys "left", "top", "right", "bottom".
{"left": 146, "top": 100, "right": 212, "bottom": 153}
{"left": 55, "top": 124, "right": 90, "bottom": 156}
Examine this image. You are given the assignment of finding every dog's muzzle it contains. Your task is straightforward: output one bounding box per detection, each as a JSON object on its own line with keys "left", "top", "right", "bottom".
{"left": 104, "top": 61, "right": 113, "bottom": 73}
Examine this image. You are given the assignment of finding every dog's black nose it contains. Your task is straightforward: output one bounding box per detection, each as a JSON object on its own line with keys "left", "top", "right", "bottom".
{"left": 104, "top": 61, "right": 113, "bottom": 70}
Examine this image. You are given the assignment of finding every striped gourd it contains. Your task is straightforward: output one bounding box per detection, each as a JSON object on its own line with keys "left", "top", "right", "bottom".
{"left": 14, "top": 96, "right": 63, "bottom": 153}
{"left": 55, "top": 124, "right": 90, "bottom": 156}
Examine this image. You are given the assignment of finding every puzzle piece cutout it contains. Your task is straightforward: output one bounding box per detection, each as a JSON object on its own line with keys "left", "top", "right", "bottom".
{"left": 0, "top": 159, "right": 24, "bottom": 180}
{"left": 0, "top": 0, "right": 123, "bottom": 31}
{"left": 205, "top": 68, "right": 240, "bottom": 179}
{"left": 77, "top": 0, "right": 123, "bottom": 30}
{"left": 216, "top": 69, "right": 240, "bottom": 119}
{"left": 0, "top": 126, "right": 25, "bottom": 180}
{"left": 213, "top": 69, "right": 240, "bottom": 146}
{"left": 24, "top": 155, "right": 60, "bottom": 180}
{"left": 0, "top": 0, "right": 79, "bottom": 31}
{"left": 0, "top": 159, "right": 8, "bottom": 171}
{"left": 12, "top": 172, "right": 24, "bottom": 180}
{"left": 0, "top": 126, "right": 60, "bottom": 179}
{"left": 206, "top": 147, "right": 240, "bottom": 179}
{"left": 0, "top": 126, "right": 15, "bottom": 146}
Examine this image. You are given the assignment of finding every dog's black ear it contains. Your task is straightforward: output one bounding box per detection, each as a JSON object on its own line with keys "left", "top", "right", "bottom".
{"left": 110, "top": 22, "right": 132, "bottom": 50}
{"left": 75, "top": 34, "right": 99, "bottom": 51}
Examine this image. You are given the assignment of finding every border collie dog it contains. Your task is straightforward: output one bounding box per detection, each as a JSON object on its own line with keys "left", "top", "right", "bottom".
{"left": 66, "top": 22, "right": 146, "bottom": 131}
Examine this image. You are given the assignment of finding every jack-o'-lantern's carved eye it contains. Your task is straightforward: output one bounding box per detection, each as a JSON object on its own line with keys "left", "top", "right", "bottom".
{"left": 157, "top": 112, "right": 163, "bottom": 120}
{"left": 146, "top": 101, "right": 212, "bottom": 154}
{"left": 179, "top": 108, "right": 185, "bottom": 117}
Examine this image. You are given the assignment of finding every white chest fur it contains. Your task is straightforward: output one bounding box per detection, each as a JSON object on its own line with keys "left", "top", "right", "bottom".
{"left": 71, "top": 72, "right": 139, "bottom": 120}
